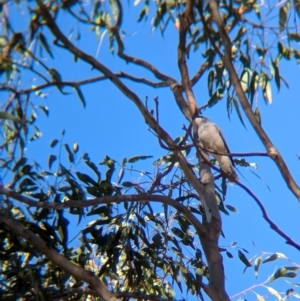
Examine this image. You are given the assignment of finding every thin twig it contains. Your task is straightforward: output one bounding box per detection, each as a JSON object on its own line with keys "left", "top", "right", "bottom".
{"left": 236, "top": 181, "right": 300, "bottom": 251}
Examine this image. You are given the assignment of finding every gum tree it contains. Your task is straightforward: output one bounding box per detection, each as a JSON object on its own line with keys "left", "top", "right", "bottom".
{"left": 1, "top": 0, "right": 300, "bottom": 300}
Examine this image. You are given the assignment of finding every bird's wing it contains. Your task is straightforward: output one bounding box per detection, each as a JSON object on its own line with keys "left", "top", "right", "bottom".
{"left": 213, "top": 124, "right": 235, "bottom": 167}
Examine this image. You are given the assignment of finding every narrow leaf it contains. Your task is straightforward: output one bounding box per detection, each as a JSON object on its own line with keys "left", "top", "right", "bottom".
{"left": 48, "top": 154, "right": 57, "bottom": 169}
{"left": 73, "top": 142, "right": 79, "bottom": 153}
{"left": 253, "top": 292, "right": 266, "bottom": 301}
{"left": 254, "top": 107, "right": 261, "bottom": 125}
{"left": 279, "top": 6, "right": 287, "bottom": 33}
{"left": 38, "top": 105, "right": 49, "bottom": 116}
{"left": 294, "top": 0, "right": 300, "bottom": 17}
{"left": 254, "top": 257, "right": 262, "bottom": 277}
{"left": 263, "top": 80, "right": 272, "bottom": 104}
{"left": 264, "top": 286, "right": 283, "bottom": 301}
{"left": 64, "top": 144, "right": 74, "bottom": 163}
{"left": 238, "top": 250, "right": 252, "bottom": 267}
{"left": 268, "top": 267, "right": 297, "bottom": 284}
{"left": 240, "top": 69, "right": 250, "bottom": 92}
{"left": 128, "top": 155, "right": 153, "bottom": 163}
{"left": 271, "top": 60, "right": 280, "bottom": 91}
{"left": 50, "top": 139, "right": 59, "bottom": 148}
{"left": 288, "top": 32, "right": 300, "bottom": 42}
{"left": 76, "top": 172, "right": 97, "bottom": 186}
{"left": 232, "top": 97, "right": 246, "bottom": 127}
{"left": 39, "top": 32, "right": 54, "bottom": 58}
{"left": 226, "top": 251, "right": 233, "bottom": 258}
{"left": 74, "top": 86, "right": 86, "bottom": 108}
{"left": 208, "top": 70, "right": 215, "bottom": 97}
{"left": 263, "top": 253, "right": 278, "bottom": 263}
{"left": 13, "top": 157, "right": 27, "bottom": 172}
{"left": 225, "top": 204, "right": 238, "bottom": 213}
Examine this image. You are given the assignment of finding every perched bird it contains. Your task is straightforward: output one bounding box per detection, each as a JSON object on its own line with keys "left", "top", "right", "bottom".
{"left": 195, "top": 116, "right": 238, "bottom": 182}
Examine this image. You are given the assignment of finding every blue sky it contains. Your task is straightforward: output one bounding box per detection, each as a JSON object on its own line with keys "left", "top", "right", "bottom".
{"left": 3, "top": 0, "right": 300, "bottom": 300}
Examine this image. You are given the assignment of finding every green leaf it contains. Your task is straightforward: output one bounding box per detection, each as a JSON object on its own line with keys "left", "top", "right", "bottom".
{"left": 83, "top": 153, "right": 101, "bottom": 180}
{"left": 263, "top": 80, "right": 272, "bottom": 104}
{"left": 238, "top": 250, "right": 252, "bottom": 267}
{"left": 64, "top": 143, "right": 74, "bottom": 163}
{"left": 73, "top": 142, "right": 79, "bottom": 153}
{"left": 208, "top": 70, "right": 215, "bottom": 97}
{"left": 263, "top": 253, "right": 278, "bottom": 263}
{"left": 38, "top": 105, "right": 49, "bottom": 116}
{"left": 135, "top": 212, "right": 146, "bottom": 227}
{"left": 122, "top": 181, "right": 135, "bottom": 187}
{"left": 271, "top": 60, "right": 280, "bottom": 91}
{"left": 76, "top": 172, "right": 98, "bottom": 186}
{"left": 279, "top": 5, "right": 287, "bottom": 33}
{"left": 74, "top": 86, "right": 86, "bottom": 108}
{"left": 13, "top": 157, "right": 27, "bottom": 172}
{"left": 58, "top": 216, "right": 69, "bottom": 246}
{"left": 232, "top": 97, "right": 246, "bottom": 127}
{"left": 268, "top": 267, "right": 297, "bottom": 284}
{"left": 254, "top": 257, "right": 262, "bottom": 277}
{"left": 171, "top": 265, "right": 182, "bottom": 293}
{"left": 29, "top": 126, "right": 42, "bottom": 141}
{"left": 264, "top": 286, "right": 283, "bottom": 301}
{"left": 288, "top": 32, "right": 300, "bottom": 42}
{"left": 254, "top": 107, "right": 261, "bottom": 125}
{"left": 128, "top": 155, "right": 153, "bottom": 163}
{"left": 240, "top": 69, "right": 250, "bottom": 92}
{"left": 207, "top": 88, "right": 224, "bottom": 108}
{"left": 294, "top": 0, "right": 300, "bottom": 17}
{"left": 171, "top": 227, "right": 185, "bottom": 239}
{"left": 48, "top": 154, "right": 57, "bottom": 169}
{"left": 39, "top": 32, "right": 53, "bottom": 58}
{"left": 225, "top": 204, "right": 238, "bottom": 213}
{"left": 117, "top": 157, "right": 127, "bottom": 185}
{"left": 285, "top": 266, "right": 299, "bottom": 271}
{"left": 253, "top": 292, "right": 266, "bottom": 301}
{"left": 137, "top": 8, "right": 147, "bottom": 22}
{"left": 87, "top": 206, "right": 110, "bottom": 217}
{"left": 50, "top": 139, "right": 59, "bottom": 148}
{"left": 286, "top": 288, "right": 295, "bottom": 296}
{"left": 249, "top": 71, "right": 259, "bottom": 105}
{"left": 226, "top": 251, "right": 233, "bottom": 258}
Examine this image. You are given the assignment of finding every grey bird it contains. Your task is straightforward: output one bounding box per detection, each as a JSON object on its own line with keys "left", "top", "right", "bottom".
{"left": 195, "top": 116, "right": 238, "bottom": 182}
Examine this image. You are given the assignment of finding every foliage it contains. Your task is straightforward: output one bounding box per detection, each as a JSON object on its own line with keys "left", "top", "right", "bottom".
{"left": 1, "top": 0, "right": 300, "bottom": 301}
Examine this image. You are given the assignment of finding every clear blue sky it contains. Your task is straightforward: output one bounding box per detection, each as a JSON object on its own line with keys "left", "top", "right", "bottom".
{"left": 5, "top": 1, "right": 300, "bottom": 300}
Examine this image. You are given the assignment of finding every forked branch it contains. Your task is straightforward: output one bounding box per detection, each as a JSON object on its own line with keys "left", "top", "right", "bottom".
{"left": 208, "top": 0, "right": 300, "bottom": 200}
{"left": 0, "top": 185, "right": 207, "bottom": 237}
{"left": 0, "top": 214, "right": 119, "bottom": 301}
{"left": 35, "top": 0, "right": 206, "bottom": 216}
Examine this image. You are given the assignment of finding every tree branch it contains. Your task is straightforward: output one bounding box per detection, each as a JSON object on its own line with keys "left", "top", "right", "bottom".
{"left": 35, "top": 0, "right": 207, "bottom": 221}
{"left": 113, "top": 32, "right": 175, "bottom": 84}
{"left": 177, "top": 12, "right": 198, "bottom": 117}
{"left": 0, "top": 185, "right": 207, "bottom": 237}
{"left": 45, "top": 285, "right": 179, "bottom": 301}
{"left": 0, "top": 214, "right": 119, "bottom": 301}
{"left": 118, "top": 72, "right": 168, "bottom": 87}
{"left": 236, "top": 181, "right": 300, "bottom": 251}
{"left": 208, "top": 0, "right": 300, "bottom": 200}
{"left": 0, "top": 71, "right": 167, "bottom": 96}
{"left": 191, "top": 60, "right": 210, "bottom": 86}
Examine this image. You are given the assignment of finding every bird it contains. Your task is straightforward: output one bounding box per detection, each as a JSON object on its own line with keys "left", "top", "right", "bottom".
{"left": 194, "top": 116, "right": 238, "bottom": 182}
